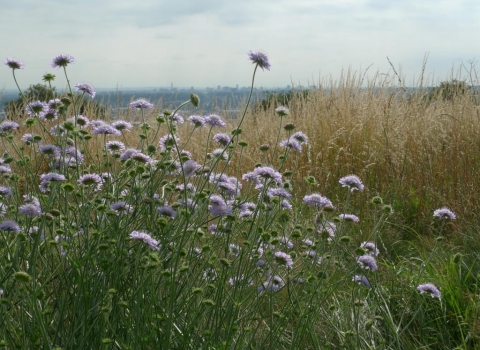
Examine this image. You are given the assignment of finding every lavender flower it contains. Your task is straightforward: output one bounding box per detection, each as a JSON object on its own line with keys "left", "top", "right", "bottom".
{"left": 106, "top": 141, "right": 126, "bottom": 155}
{"left": 78, "top": 173, "right": 103, "bottom": 192}
{"left": 187, "top": 115, "right": 206, "bottom": 128}
{"left": 0, "top": 220, "right": 21, "bottom": 233}
{"left": 356, "top": 255, "right": 378, "bottom": 271}
{"left": 110, "top": 201, "right": 134, "bottom": 215}
{"left": 352, "top": 275, "right": 371, "bottom": 288}
{"left": 5, "top": 57, "right": 24, "bottom": 70}
{"left": 208, "top": 195, "right": 232, "bottom": 217}
{"left": 360, "top": 242, "right": 379, "bottom": 256}
{"left": 433, "top": 207, "right": 456, "bottom": 220}
{"left": 338, "top": 214, "right": 360, "bottom": 222}
{"left": 75, "top": 82, "right": 96, "bottom": 98}
{"left": 248, "top": 50, "right": 271, "bottom": 71}
{"left": 51, "top": 54, "right": 75, "bottom": 68}
{"left": 274, "top": 251, "right": 293, "bottom": 268}
{"left": 130, "top": 98, "right": 154, "bottom": 109}
{"left": 339, "top": 174, "right": 364, "bottom": 192}
{"left": 303, "top": 193, "right": 333, "bottom": 208}
{"left": 0, "top": 121, "right": 19, "bottom": 133}
{"left": 204, "top": 114, "right": 226, "bottom": 128}
{"left": 130, "top": 230, "right": 160, "bottom": 251}
{"left": 112, "top": 120, "right": 133, "bottom": 132}
{"left": 417, "top": 283, "right": 441, "bottom": 299}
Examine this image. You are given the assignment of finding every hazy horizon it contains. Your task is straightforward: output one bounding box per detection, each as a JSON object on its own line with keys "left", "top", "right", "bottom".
{"left": 2, "top": 1, "right": 479, "bottom": 92}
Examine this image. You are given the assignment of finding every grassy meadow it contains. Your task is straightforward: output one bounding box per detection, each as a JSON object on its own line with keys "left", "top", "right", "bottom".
{"left": 0, "top": 53, "right": 479, "bottom": 349}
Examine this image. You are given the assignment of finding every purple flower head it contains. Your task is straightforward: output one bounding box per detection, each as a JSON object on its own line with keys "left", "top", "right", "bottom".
{"left": 0, "top": 187, "right": 13, "bottom": 198}
{"left": 159, "top": 134, "right": 179, "bottom": 151}
{"left": 258, "top": 275, "right": 285, "bottom": 293}
{"left": 42, "top": 109, "right": 58, "bottom": 121}
{"left": 157, "top": 205, "right": 177, "bottom": 219}
{"left": 303, "top": 193, "right": 333, "bottom": 208}
{"left": 112, "top": 120, "right": 133, "bottom": 132}
{"left": 71, "top": 115, "right": 90, "bottom": 128}
{"left": 0, "top": 121, "right": 19, "bottom": 133}
{"left": 275, "top": 106, "right": 289, "bottom": 116}
{"left": 21, "top": 133, "right": 36, "bottom": 143}
{"left": 169, "top": 113, "right": 184, "bottom": 124}
{"left": 0, "top": 202, "right": 7, "bottom": 217}
{"left": 279, "top": 236, "right": 294, "bottom": 249}
{"left": 352, "top": 275, "right": 371, "bottom": 288}
{"left": 92, "top": 124, "right": 122, "bottom": 136}
{"left": 187, "top": 115, "right": 206, "bottom": 128}
{"left": 338, "top": 214, "right": 360, "bottom": 222}
{"left": 75, "top": 82, "right": 96, "bottom": 98}
{"left": 248, "top": 50, "right": 271, "bottom": 71}
{"left": 218, "top": 181, "right": 240, "bottom": 197}
{"left": 130, "top": 98, "right": 154, "bottom": 109}
{"left": 120, "top": 148, "right": 140, "bottom": 161}
{"left": 0, "top": 220, "right": 21, "bottom": 233}
{"left": 39, "top": 144, "right": 61, "bottom": 157}
{"left": 280, "top": 138, "right": 302, "bottom": 152}
{"left": 26, "top": 101, "right": 48, "bottom": 117}
{"left": 110, "top": 201, "right": 134, "bottom": 215}
{"left": 18, "top": 203, "right": 42, "bottom": 217}
{"left": 39, "top": 172, "right": 66, "bottom": 193}
{"left": 130, "top": 151, "right": 152, "bottom": 164}
{"left": 356, "top": 255, "right": 378, "bottom": 271}
{"left": 181, "top": 159, "right": 201, "bottom": 177}
{"left": 339, "top": 174, "right": 364, "bottom": 192}
{"left": 417, "top": 283, "right": 441, "bottom": 299}
{"left": 5, "top": 57, "right": 25, "bottom": 70}
{"left": 213, "top": 133, "right": 232, "bottom": 147}
{"left": 204, "top": 114, "right": 226, "bottom": 128}
{"left": 360, "top": 241, "right": 379, "bottom": 257}
{"left": 48, "top": 98, "right": 63, "bottom": 109}
{"left": 433, "top": 207, "right": 456, "bottom": 220}
{"left": 291, "top": 131, "right": 308, "bottom": 144}
{"left": 106, "top": 140, "right": 125, "bottom": 154}
{"left": 212, "top": 148, "right": 229, "bottom": 161}
{"left": 51, "top": 54, "right": 75, "bottom": 68}
{"left": 50, "top": 125, "right": 66, "bottom": 136}
{"left": 242, "top": 166, "right": 283, "bottom": 189}
{"left": 208, "top": 195, "right": 232, "bottom": 217}
{"left": 281, "top": 199, "right": 292, "bottom": 210}
{"left": 0, "top": 159, "right": 12, "bottom": 174}
{"left": 78, "top": 173, "right": 103, "bottom": 192}
{"left": 274, "top": 251, "right": 293, "bottom": 268}
{"left": 130, "top": 230, "right": 160, "bottom": 251}
{"left": 23, "top": 195, "right": 40, "bottom": 206}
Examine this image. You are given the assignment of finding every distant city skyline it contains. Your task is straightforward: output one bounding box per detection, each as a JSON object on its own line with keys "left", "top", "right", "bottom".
{"left": 1, "top": 1, "right": 479, "bottom": 91}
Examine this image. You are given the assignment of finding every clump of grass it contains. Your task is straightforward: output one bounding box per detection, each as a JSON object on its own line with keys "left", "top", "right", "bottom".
{"left": 0, "top": 54, "right": 478, "bottom": 349}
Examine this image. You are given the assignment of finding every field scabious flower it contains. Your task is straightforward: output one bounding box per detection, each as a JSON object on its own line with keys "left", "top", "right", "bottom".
{"left": 356, "top": 255, "right": 378, "bottom": 271}
{"left": 26, "top": 101, "right": 48, "bottom": 117}
{"left": 258, "top": 275, "right": 285, "bottom": 293}
{"left": 208, "top": 195, "right": 232, "bottom": 217}
{"left": 291, "top": 131, "right": 308, "bottom": 144}
{"left": 39, "top": 144, "right": 61, "bottom": 157}
{"left": 157, "top": 205, "right": 177, "bottom": 219}
{"left": 105, "top": 141, "right": 125, "bottom": 155}
{"left": 187, "top": 115, "right": 206, "bottom": 128}
{"left": 130, "top": 230, "right": 160, "bottom": 251}
{"left": 339, "top": 174, "right": 364, "bottom": 192}
{"left": 0, "top": 186, "right": 13, "bottom": 197}
{"left": 39, "top": 172, "right": 66, "bottom": 193}
{"left": 112, "top": 120, "right": 133, "bottom": 132}
{"left": 279, "top": 138, "right": 302, "bottom": 152}
{"left": 0, "top": 202, "right": 7, "bottom": 217}
{"left": 51, "top": 54, "right": 75, "bottom": 68}
{"left": 417, "top": 283, "right": 441, "bottom": 299}
{"left": 0, "top": 121, "right": 19, "bottom": 133}
{"left": 248, "top": 50, "right": 271, "bottom": 71}
{"left": 110, "top": 201, "right": 134, "bottom": 215}
{"left": 433, "top": 207, "right": 456, "bottom": 220}
{"left": 204, "top": 114, "right": 226, "bottom": 128}
{"left": 360, "top": 242, "right": 380, "bottom": 256}
{"left": 182, "top": 160, "right": 201, "bottom": 177}
{"left": 71, "top": 115, "right": 90, "bottom": 128}
{"left": 18, "top": 203, "right": 42, "bottom": 217}
{"left": 274, "top": 251, "right": 293, "bottom": 268}
{"left": 213, "top": 133, "right": 232, "bottom": 147}
{"left": 338, "top": 214, "right": 360, "bottom": 222}
{"left": 130, "top": 98, "right": 154, "bottom": 109}
{"left": 352, "top": 275, "right": 371, "bottom": 288}
{"left": 159, "top": 134, "right": 180, "bottom": 151}
{"left": 75, "top": 82, "right": 96, "bottom": 98}
{"left": 0, "top": 220, "right": 21, "bottom": 233}
{"left": 303, "top": 193, "right": 333, "bottom": 208}
{"left": 275, "top": 106, "right": 289, "bottom": 117}
{"left": 78, "top": 173, "right": 103, "bottom": 192}
{"left": 92, "top": 124, "right": 121, "bottom": 136}
{"left": 5, "top": 57, "right": 25, "bottom": 70}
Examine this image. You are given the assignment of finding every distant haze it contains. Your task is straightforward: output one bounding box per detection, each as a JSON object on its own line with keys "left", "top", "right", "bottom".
{"left": 1, "top": 0, "right": 479, "bottom": 91}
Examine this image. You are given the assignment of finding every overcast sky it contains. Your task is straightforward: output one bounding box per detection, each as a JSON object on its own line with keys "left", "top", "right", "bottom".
{"left": 1, "top": 0, "right": 479, "bottom": 91}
